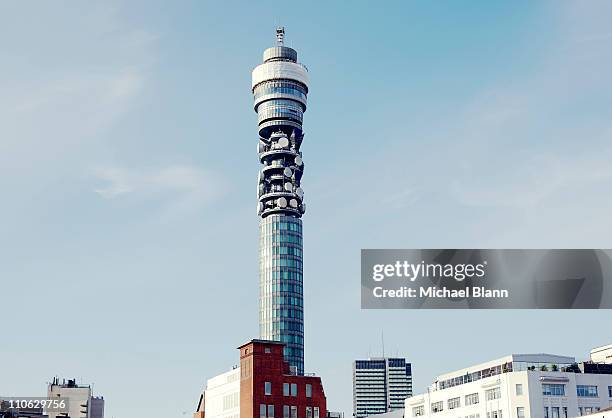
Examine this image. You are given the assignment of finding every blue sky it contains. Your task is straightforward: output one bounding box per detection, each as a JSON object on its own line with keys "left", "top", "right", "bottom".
{"left": 1, "top": 1, "right": 612, "bottom": 417}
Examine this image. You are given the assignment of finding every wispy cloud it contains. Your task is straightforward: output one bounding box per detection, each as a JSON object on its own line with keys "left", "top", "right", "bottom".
{"left": 9, "top": 66, "right": 146, "bottom": 122}
{"left": 312, "top": 1, "right": 612, "bottom": 246}
{"left": 0, "top": 3, "right": 160, "bottom": 230}
{"left": 93, "top": 165, "right": 226, "bottom": 214}
{"left": 445, "top": 4, "right": 612, "bottom": 211}
{"left": 0, "top": 3, "right": 157, "bottom": 173}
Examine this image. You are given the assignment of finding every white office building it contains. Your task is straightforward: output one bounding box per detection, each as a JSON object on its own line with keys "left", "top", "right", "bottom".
{"left": 591, "top": 345, "right": 612, "bottom": 365}
{"left": 405, "top": 349, "right": 612, "bottom": 418}
{"left": 354, "top": 358, "right": 413, "bottom": 418}
{"left": 195, "top": 367, "right": 241, "bottom": 418}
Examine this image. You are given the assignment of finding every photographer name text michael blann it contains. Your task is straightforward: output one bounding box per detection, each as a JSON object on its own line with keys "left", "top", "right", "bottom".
{"left": 372, "top": 285, "right": 509, "bottom": 299}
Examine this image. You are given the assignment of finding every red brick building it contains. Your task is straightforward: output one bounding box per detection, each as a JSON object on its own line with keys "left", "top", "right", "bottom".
{"left": 239, "top": 340, "right": 326, "bottom": 418}
{"left": 194, "top": 393, "right": 205, "bottom": 418}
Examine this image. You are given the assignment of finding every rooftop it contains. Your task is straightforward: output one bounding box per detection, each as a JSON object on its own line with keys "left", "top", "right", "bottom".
{"left": 237, "top": 339, "right": 286, "bottom": 349}
{"left": 49, "top": 377, "right": 91, "bottom": 389}
{"left": 436, "top": 353, "right": 575, "bottom": 382}
{"left": 591, "top": 343, "right": 612, "bottom": 352}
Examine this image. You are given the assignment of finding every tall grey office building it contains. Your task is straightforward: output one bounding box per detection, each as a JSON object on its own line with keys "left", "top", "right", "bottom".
{"left": 252, "top": 27, "right": 309, "bottom": 375}
{"left": 353, "top": 358, "right": 413, "bottom": 418}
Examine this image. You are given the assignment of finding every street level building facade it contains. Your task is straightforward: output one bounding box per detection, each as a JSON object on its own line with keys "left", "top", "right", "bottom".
{"left": 195, "top": 340, "right": 326, "bottom": 418}
{"left": 405, "top": 347, "right": 612, "bottom": 418}
{"left": 252, "top": 27, "right": 309, "bottom": 375}
{"left": 353, "top": 358, "right": 413, "bottom": 418}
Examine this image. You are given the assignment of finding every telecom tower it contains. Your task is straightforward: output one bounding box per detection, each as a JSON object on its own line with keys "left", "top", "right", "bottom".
{"left": 252, "top": 27, "right": 309, "bottom": 375}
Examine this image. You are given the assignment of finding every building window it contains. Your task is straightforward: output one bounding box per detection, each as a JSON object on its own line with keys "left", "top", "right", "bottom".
{"left": 265, "top": 347, "right": 271, "bottom": 353}
{"left": 284, "top": 383, "right": 290, "bottom": 396}
{"left": 487, "top": 411, "right": 502, "bottom": 418}
{"left": 291, "top": 383, "right": 297, "bottom": 397}
{"left": 284, "top": 406, "right": 290, "bottom": 418}
{"left": 609, "top": 385, "right": 612, "bottom": 397}
{"left": 517, "top": 407, "right": 525, "bottom": 418}
{"left": 486, "top": 387, "right": 501, "bottom": 401}
{"left": 544, "top": 407, "right": 549, "bottom": 418}
{"left": 515, "top": 384, "right": 523, "bottom": 395}
{"left": 259, "top": 405, "right": 275, "bottom": 418}
{"left": 306, "top": 407, "right": 312, "bottom": 418}
{"left": 542, "top": 384, "right": 565, "bottom": 396}
{"left": 448, "top": 397, "right": 460, "bottom": 410}
{"left": 563, "top": 407, "right": 568, "bottom": 418}
{"left": 465, "top": 393, "right": 479, "bottom": 406}
{"left": 265, "top": 382, "right": 272, "bottom": 395}
{"left": 291, "top": 406, "right": 297, "bottom": 418}
{"left": 412, "top": 406, "right": 424, "bottom": 417}
{"left": 431, "top": 401, "right": 443, "bottom": 413}
{"left": 223, "top": 393, "right": 239, "bottom": 410}
{"left": 314, "top": 407, "right": 319, "bottom": 418}
{"left": 578, "top": 407, "right": 583, "bottom": 416}
{"left": 551, "top": 407, "right": 559, "bottom": 418}
{"left": 576, "top": 385, "right": 598, "bottom": 397}
{"left": 306, "top": 384, "right": 312, "bottom": 398}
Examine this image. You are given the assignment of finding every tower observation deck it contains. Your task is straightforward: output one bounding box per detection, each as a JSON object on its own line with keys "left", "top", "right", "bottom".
{"left": 252, "top": 27, "right": 309, "bottom": 375}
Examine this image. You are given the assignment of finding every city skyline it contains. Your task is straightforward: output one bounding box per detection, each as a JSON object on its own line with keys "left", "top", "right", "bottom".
{"left": 2, "top": 2, "right": 612, "bottom": 418}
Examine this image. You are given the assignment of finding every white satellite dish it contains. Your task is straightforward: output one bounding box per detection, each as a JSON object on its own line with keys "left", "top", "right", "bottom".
{"left": 258, "top": 141, "right": 266, "bottom": 154}
{"left": 294, "top": 156, "right": 302, "bottom": 166}
{"left": 296, "top": 187, "right": 304, "bottom": 198}
{"left": 278, "top": 197, "right": 288, "bottom": 208}
{"left": 283, "top": 167, "right": 292, "bottom": 177}
{"left": 290, "top": 199, "right": 298, "bottom": 208}
{"left": 257, "top": 202, "right": 263, "bottom": 214}
{"left": 301, "top": 203, "right": 306, "bottom": 213}
{"left": 278, "top": 137, "right": 290, "bottom": 148}
{"left": 284, "top": 182, "right": 293, "bottom": 192}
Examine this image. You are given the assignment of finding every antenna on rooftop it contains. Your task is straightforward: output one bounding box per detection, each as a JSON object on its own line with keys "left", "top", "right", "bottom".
{"left": 276, "top": 26, "right": 285, "bottom": 46}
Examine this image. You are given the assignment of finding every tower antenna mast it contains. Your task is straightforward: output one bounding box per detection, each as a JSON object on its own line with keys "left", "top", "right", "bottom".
{"left": 276, "top": 26, "right": 285, "bottom": 46}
